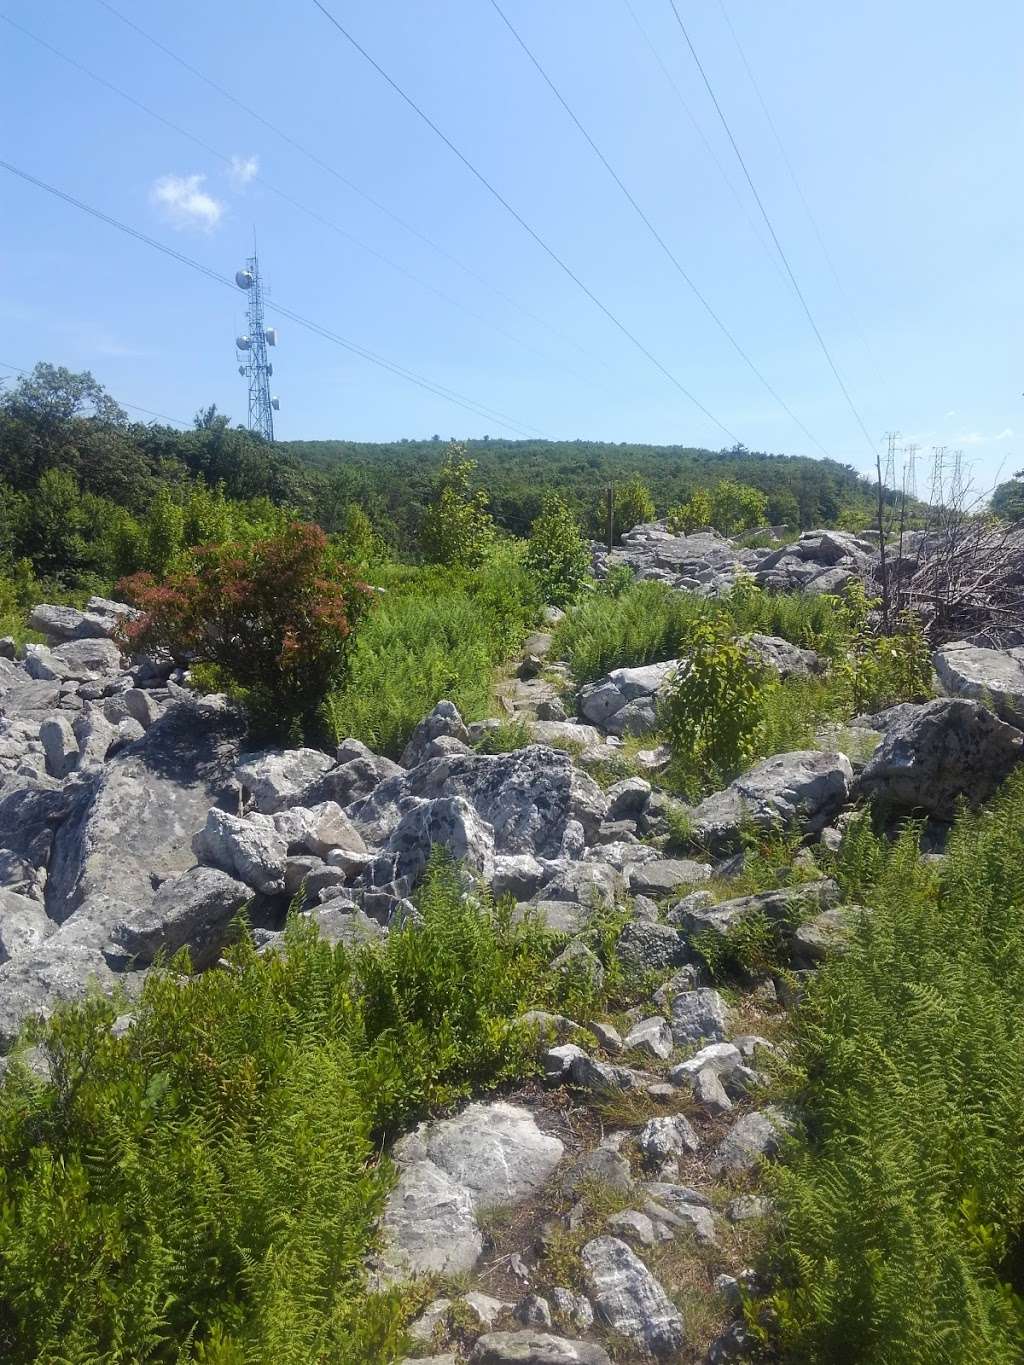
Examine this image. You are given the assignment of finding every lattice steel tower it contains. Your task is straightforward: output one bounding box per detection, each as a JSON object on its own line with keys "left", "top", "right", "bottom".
{"left": 234, "top": 254, "right": 279, "bottom": 441}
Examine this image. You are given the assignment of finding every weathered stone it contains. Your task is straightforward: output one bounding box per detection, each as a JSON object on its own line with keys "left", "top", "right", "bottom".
{"left": 304, "top": 904, "right": 384, "bottom": 949}
{"left": 373, "top": 795, "right": 494, "bottom": 887}
{"left": 470, "top": 1333, "right": 611, "bottom": 1365}
{"left": 606, "top": 1209, "right": 658, "bottom": 1246}
{"left": 859, "top": 698, "right": 1024, "bottom": 818}
{"left": 271, "top": 800, "right": 367, "bottom": 859}
{"left": 47, "top": 698, "right": 246, "bottom": 921}
{"left": 693, "top": 1066, "right": 733, "bottom": 1116}
{"left": 569, "top": 1054, "right": 651, "bottom": 1093}
{"left": 674, "top": 880, "right": 839, "bottom": 940}
{"left": 669, "top": 1042, "right": 743, "bottom": 1085}
{"left": 235, "top": 746, "right": 334, "bottom": 813}
{"left": 537, "top": 859, "right": 623, "bottom": 906}
{"left": 519, "top": 1010, "right": 581, "bottom": 1043}
{"left": 192, "top": 808, "right": 287, "bottom": 895}
{"left": 550, "top": 939, "right": 604, "bottom": 988}
{"left": 51, "top": 637, "right": 124, "bottom": 680}
{"left": 615, "top": 921, "right": 686, "bottom": 971}
{"left": 28, "top": 602, "right": 127, "bottom": 642}
{"left": 401, "top": 700, "right": 471, "bottom": 769}
{"left": 622, "top": 1015, "right": 674, "bottom": 1060}
{"left": 0, "top": 939, "right": 128, "bottom": 1052}
{"left": 349, "top": 746, "right": 607, "bottom": 856}
{"left": 934, "top": 640, "right": 1024, "bottom": 727}
{"left": 791, "top": 905, "right": 867, "bottom": 962}
{"left": 670, "top": 988, "right": 730, "bottom": 1047}
{"left": 39, "top": 715, "right": 79, "bottom": 778}
{"left": 310, "top": 739, "right": 403, "bottom": 806}
{"left": 106, "top": 865, "right": 250, "bottom": 969}
{"left": 606, "top": 776, "right": 651, "bottom": 819}
{"left": 590, "top": 1020, "right": 623, "bottom": 1054}
{"left": 542, "top": 1043, "right": 589, "bottom": 1082}
{"left": 73, "top": 707, "right": 116, "bottom": 768}
{"left": 686, "top": 751, "right": 853, "bottom": 851}
{"left": 123, "top": 688, "right": 163, "bottom": 729}
{"left": 746, "top": 633, "right": 821, "bottom": 679}
{"left": 580, "top": 1236, "right": 685, "bottom": 1357}
{"left": 514, "top": 1294, "right": 552, "bottom": 1329}
{"left": 550, "top": 1288, "right": 594, "bottom": 1333}
{"left": 636, "top": 1115, "right": 700, "bottom": 1165}
{"left": 492, "top": 853, "right": 547, "bottom": 900}
{"left": 0, "top": 886, "right": 55, "bottom": 964}
{"left": 710, "top": 1109, "right": 790, "bottom": 1177}
{"left": 626, "top": 858, "right": 712, "bottom": 896}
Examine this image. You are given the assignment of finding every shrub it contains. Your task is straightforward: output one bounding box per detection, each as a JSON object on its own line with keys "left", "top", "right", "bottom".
{"left": 551, "top": 580, "right": 711, "bottom": 683}
{"left": 667, "top": 486, "right": 713, "bottom": 534}
{"left": 420, "top": 448, "right": 495, "bottom": 568}
{"left": 119, "top": 521, "right": 373, "bottom": 737}
{"left": 662, "top": 619, "right": 769, "bottom": 788}
{"left": 761, "top": 777, "right": 1024, "bottom": 1362}
{"left": 612, "top": 474, "right": 655, "bottom": 541}
{"left": 524, "top": 493, "right": 590, "bottom": 607}
{"left": 667, "top": 480, "right": 768, "bottom": 536}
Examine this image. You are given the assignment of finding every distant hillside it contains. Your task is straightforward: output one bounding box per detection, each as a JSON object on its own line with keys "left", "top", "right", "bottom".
{"left": 282, "top": 437, "right": 886, "bottom": 543}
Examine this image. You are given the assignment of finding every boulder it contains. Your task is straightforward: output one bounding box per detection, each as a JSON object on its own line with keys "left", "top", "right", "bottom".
{"left": 492, "top": 853, "right": 547, "bottom": 900}
{"left": 674, "top": 879, "right": 840, "bottom": 940}
{"left": 605, "top": 777, "right": 652, "bottom": 820}
{"left": 349, "top": 746, "right": 607, "bottom": 857}
{"left": 746, "top": 633, "right": 821, "bottom": 678}
{"left": 469, "top": 1334, "right": 611, "bottom": 1365}
{"left": 371, "top": 795, "right": 494, "bottom": 887}
{"left": 578, "top": 661, "right": 678, "bottom": 736}
{"left": 580, "top": 1236, "right": 685, "bottom": 1357}
{"left": 311, "top": 738, "right": 404, "bottom": 806}
{"left": 536, "top": 859, "right": 623, "bottom": 906}
{"left": 51, "top": 637, "right": 124, "bottom": 680}
{"left": 636, "top": 1114, "right": 699, "bottom": 1164}
{"left": 124, "top": 688, "right": 164, "bottom": 729}
{"left": 39, "top": 715, "right": 79, "bottom": 778}
{"left": 235, "top": 746, "right": 334, "bottom": 814}
{"left": 858, "top": 698, "right": 1024, "bottom": 818}
{"left": 271, "top": 801, "right": 367, "bottom": 859}
{"left": 934, "top": 642, "right": 1024, "bottom": 726}
{"left": 687, "top": 750, "right": 853, "bottom": 851}
{"left": 73, "top": 708, "right": 116, "bottom": 768}
{"left": 400, "top": 700, "right": 470, "bottom": 768}
{"left": 47, "top": 697, "right": 246, "bottom": 920}
{"left": 304, "top": 904, "right": 384, "bottom": 949}
{"left": 626, "top": 858, "right": 711, "bottom": 896}
{"left": 622, "top": 1016, "right": 673, "bottom": 1060}
{"left": 28, "top": 602, "right": 127, "bottom": 642}
{"left": 192, "top": 809, "right": 287, "bottom": 895}
{"left": 0, "top": 938, "right": 127, "bottom": 1052}
{"left": 379, "top": 1101, "right": 564, "bottom": 1280}
{"left": 105, "top": 865, "right": 251, "bottom": 969}
{"left": 710, "top": 1108, "right": 790, "bottom": 1177}
{"left": 670, "top": 988, "right": 731, "bottom": 1047}
{"left": 614, "top": 921, "right": 686, "bottom": 971}
{"left": 0, "top": 886, "right": 55, "bottom": 964}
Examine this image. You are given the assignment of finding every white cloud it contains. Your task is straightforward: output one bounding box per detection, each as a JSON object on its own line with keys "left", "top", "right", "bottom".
{"left": 228, "top": 154, "right": 259, "bottom": 190}
{"left": 995, "top": 427, "right": 1015, "bottom": 440}
{"left": 944, "top": 409, "right": 957, "bottom": 418}
{"left": 150, "top": 173, "right": 224, "bottom": 233}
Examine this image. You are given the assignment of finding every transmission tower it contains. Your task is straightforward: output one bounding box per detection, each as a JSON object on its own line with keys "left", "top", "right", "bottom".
{"left": 234, "top": 254, "right": 279, "bottom": 440}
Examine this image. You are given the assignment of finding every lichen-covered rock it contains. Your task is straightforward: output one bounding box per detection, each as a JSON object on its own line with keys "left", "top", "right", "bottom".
{"left": 859, "top": 698, "right": 1024, "bottom": 818}
{"left": 626, "top": 858, "right": 711, "bottom": 897}
{"left": 39, "top": 715, "right": 79, "bottom": 779}
{"left": 934, "top": 640, "right": 1024, "bottom": 727}
{"left": 235, "top": 746, "right": 334, "bottom": 814}
{"left": 105, "top": 865, "right": 250, "bottom": 969}
{"left": 370, "top": 795, "right": 494, "bottom": 887}
{"left": 192, "top": 808, "right": 287, "bottom": 895}
{"left": 271, "top": 800, "right": 367, "bottom": 859}
{"left": 469, "top": 1333, "right": 611, "bottom": 1365}
{"left": 400, "top": 700, "right": 471, "bottom": 769}
{"left": 615, "top": 921, "right": 686, "bottom": 971}
{"left": 0, "top": 886, "right": 55, "bottom": 964}
{"left": 636, "top": 1114, "right": 699, "bottom": 1165}
{"left": 670, "top": 987, "right": 730, "bottom": 1047}
{"left": 710, "top": 1108, "right": 790, "bottom": 1177}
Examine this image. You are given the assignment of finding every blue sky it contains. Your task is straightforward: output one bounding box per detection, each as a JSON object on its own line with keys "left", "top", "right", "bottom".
{"left": 1, "top": 0, "right": 1022, "bottom": 483}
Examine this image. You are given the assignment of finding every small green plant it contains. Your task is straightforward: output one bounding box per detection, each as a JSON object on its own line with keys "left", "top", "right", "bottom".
{"left": 420, "top": 447, "right": 495, "bottom": 568}
{"left": 473, "top": 718, "right": 532, "bottom": 754}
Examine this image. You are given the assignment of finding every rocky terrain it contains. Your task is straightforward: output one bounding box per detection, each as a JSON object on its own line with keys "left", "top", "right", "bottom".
{"left": 5, "top": 528, "right": 1024, "bottom": 1362}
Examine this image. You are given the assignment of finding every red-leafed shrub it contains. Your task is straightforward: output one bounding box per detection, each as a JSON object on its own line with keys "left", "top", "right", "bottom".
{"left": 118, "top": 522, "right": 374, "bottom": 735}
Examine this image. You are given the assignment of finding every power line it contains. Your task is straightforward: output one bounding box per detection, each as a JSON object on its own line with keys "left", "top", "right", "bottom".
{"left": 0, "top": 159, "right": 542, "bottom": 438}
{"left": 310, "top": 0, "right": 740, "bottom": 444}
{"left": 91, "top": 0, "right": 607, "bottom": 374}
{"left": 1, "top": 12, "right": 592, "bottom": 397}
{"left": 620, "top": 0, "right": 785, "bottom": 285}
{"left": 715, "top": 0, "right": 887, "bottom": 392}
{"left": 488, "top": 0, "right": 831, "bottom": 458}
{"left": 668, "top": 0, "right": 879, "bottom": 458}
{"left": 0, "top": 359, "right": 190, "bottom": 426}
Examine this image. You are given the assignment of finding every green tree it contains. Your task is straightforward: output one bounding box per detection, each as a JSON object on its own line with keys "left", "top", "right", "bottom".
{"left": 420, "top": 446, "right": 495, "bottom": 567}
{"left": 524, "top": 493, "right": 590, "bottom": 606}
{"left": 990, "top": 474, "right": 1024, "bottom": 522}
{"left": 612, "top": 475, "right": 655, "bottom": 540}
{"left": 666, "top": 487, "right": 713, "bottom": 534}
{"left": 708, "top": 479, "right": 768, "bottom": 535}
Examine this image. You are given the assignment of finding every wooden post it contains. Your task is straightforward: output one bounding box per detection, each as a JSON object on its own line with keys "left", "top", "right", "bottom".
{"left": 606, "top": 483, "right": 614, "bottom": 552}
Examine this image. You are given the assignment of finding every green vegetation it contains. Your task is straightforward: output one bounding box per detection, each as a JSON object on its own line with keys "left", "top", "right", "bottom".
{"left": 524, "top": 491, "right": 591, "bottom": 607}
{"left": 667, "top": 479, "right": 769, "bottom": 536}
{"left": 0, "top": 852, "right": 616, "bottom": 1363}
{"left": 760, "top": 787, "right": 1024, "bottom": 1363}
{"left": 322, "top": 546, "right": 540, "bottom": 757}
{"left": 419, "top": 449, "right": 495, "bottom": 568}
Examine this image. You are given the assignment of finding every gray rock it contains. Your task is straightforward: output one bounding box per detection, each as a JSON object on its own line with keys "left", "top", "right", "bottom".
{"left": 0, "top": 939, "right": 127, "bottom": 1051}
{"left": 0, "top": 887, "right": 55, "bottom": 964}
{"left": 858, "top": 698, "right": 1024, "bottom": 818}
{"left": 73, "top": 707, "right": 116, "bottom": 768}
{"left": 109, "top": 717, "right": 145, "bottom": 755}
{"left": 934, "top": 641, "right": 1024, "bottom": 727}
{"left": 519, "top": 1010, "right": 582, "bottom": 1043}
{"left": 349, "top": 746, "right": 608, "bottom": 856}
{"left": 470, "top": 1333, "right": 611, "bottom": 1365}
{"left": 123, "top": 688, "right": 163, "bottom": 729}
{"left": 514, "top": 1294, "right": 552, "bottom": 1329}
{"left": 408, "top": 1296, "right": 452, "bottom": 1344}
{"left": 550, "top": 939, "right": 604, "bottom": 988}
{"left": 727, "top": 1194, "right": 771, "bottom": 1222}
{"left": 687, "top": 750, "right": 853, "bottom": 851}
{"left": 537, "top": 859, "right": 623, "bottom": 906}
{"left": 283, "top": 853, "right": 325, "bottom": 897}
{"left": 28, "top": 602, "right": 127, "bottom": 642}
{"left": 106, "top": 865, "right": 250, "bottom": 969}
{"left": 692, "top": 1067, "right": 733, "bottom": 1116}
{"left": 303, "top": 866, "right": 352, "bottom": 904}
{"left": 710, "top": 1109, "right": 789, "bottom": 1177}
{"left": 606, "top": 776, "right": 652, "bottom": 819}
{"left": 669, "top": 1042, "right": 743, "bottom": 1084}
{"left": 746, "top": 633, "right": 821, "bottom": 679}
{"left": 606, "top": 1209, "right": 659, "bottom": 1246}
{"left": 569, "top": 1054, "right": 651, "bottom": 1092}
{"left": 401, "top": 700, "right": 471, "bottom": 769}
{"left": 380, "top": 1101, "right": 564, "bottom": 1280}
{"left": 674, "top": 879, "right": 840, "bottom": 940}
{"left": 235, "top": 746, "right": 334, "bottom": 814}
{"left": 304, "top": 904, "right": 384, "bottom": 949}
{"left": 463, "top": 1291, "right": 515, "bottom": 1328}
{"left": 670, "top": 988, "right": 730, "bottom": 1047}
{"left": 47, "top": 698, "right": 245, "bottom": 920}
{"left": 615, "top": 921, "right": 686, "bottom": 971}
{"left": 39, "top": 715, "right": 79, "bottom": 778}
{"left": 622, "top": 1015, "right": 674, "bottom": 1060}
{"left": 492, "top": 852, "right": 547, "bottom": 900}
{"left": 309, "top": 739, "right": 403, "bottom": 807}
{"left": 636, "top": 1115, "right": 700, "bottom": 1165}
{"left": 791, "top": 904, "right": 867, "bottom": 962}
{"left": 271, "top": 800, "right": 367, "bottom": 859}
{"left": 516, "top": 900, "right": 589, "bottom": 934}
{"left": 51, "top": 637, "right": 124, "bottom": 680}
{"left": 580, "top": 1235, "right": 685, "bottom": 1357}
{"left": 550, "top": 1288, "right": 594, "bottom": 1332}
{"left": 565, "top": 1145, "right": 632, "bottom": 1194}
{"left": 627, "top": 858, "right": 712, "bottom": 896}
{"left": 590, "top": 1020, "right": 623, "bottom": 1054}
{"left": 542, "top": 1043, "right": 589, "bottom": 1082}
{"left": 373, "top": 795, "right": 494, "bottom": 886}
{"left": 192, "top": 808, "right": 287, "bottom": 895}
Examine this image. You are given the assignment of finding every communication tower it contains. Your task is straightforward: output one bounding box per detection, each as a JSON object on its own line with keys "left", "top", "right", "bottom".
{"left": 234, "top": 254, "right": 279, "bottom": 440}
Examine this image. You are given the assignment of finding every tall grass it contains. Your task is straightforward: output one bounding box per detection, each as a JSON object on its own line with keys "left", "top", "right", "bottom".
{"left": 761, "top": 787, "right": 1024, "bottom": 1363}
{"left": 323, "top": 545, "right": 540, "bottom": 756}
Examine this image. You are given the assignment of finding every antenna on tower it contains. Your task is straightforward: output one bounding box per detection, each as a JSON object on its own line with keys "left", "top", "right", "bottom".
{"left": 234, "top": 252, "right": 279, "bottom": 441}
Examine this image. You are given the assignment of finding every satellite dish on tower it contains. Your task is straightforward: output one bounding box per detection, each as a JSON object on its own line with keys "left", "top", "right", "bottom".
{"left": 236, "top": 335, "right": 251, "bottom": 351}
{"left": 235, "top": 269, "right": 254, "bottom": 289}
{"left": 232, "top": 255, "right": 279, "bottom": 441}
{"left": 271, "top": 396, "right": 280, "bottom": 411}
{"left": 265, "top": 328, "right": 277, "bottom": 347}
